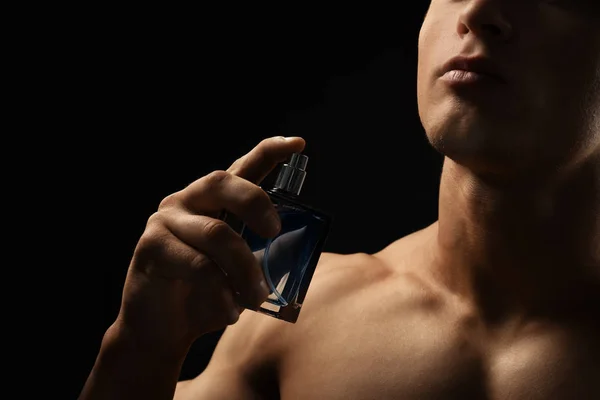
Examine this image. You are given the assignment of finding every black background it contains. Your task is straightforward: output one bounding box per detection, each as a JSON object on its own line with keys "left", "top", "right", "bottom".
{"left": 64, "top": 4, "right": 446, "bottom": 397}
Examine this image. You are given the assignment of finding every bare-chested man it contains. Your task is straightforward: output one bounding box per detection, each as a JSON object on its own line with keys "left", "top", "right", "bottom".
{"left": 79, "top": 0, "right": 600, "bottom": 399}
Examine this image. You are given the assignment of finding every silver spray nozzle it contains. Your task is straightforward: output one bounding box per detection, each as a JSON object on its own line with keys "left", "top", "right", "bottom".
{"left": 273, "top": 153, "right": 308, "bottom": 196}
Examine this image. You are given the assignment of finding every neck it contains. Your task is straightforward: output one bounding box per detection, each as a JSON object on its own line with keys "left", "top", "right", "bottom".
{"left": 430, "top": 154, "right": 600, "bottom": 323}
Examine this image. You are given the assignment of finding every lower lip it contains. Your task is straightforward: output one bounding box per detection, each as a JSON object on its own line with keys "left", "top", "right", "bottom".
{"left": 441, "top": 70, "right": 502, "bottom": 85}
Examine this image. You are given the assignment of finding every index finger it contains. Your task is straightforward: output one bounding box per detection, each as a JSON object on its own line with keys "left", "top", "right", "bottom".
{"left": 226, "top": 136, "right": 306, "bottom": 184}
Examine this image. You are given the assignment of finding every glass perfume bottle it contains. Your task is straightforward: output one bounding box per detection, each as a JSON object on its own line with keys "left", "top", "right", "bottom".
{"left": 220, "top": 153, "right": 333, "bottom": 323}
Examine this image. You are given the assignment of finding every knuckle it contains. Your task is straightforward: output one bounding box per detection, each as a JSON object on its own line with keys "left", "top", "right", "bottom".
{"left": 145, "top": 211, "right": 165, "bottom": 228}
{"left": 229, "top": 155, "right": 246, "bottom": 171}
{"left": 141, "top": 213, "right": 170, "bottom": 247}
{"left": 258, "top": 136, "right": 284, "bottom": 155}
{"left": 189, "top": 252, "right": 212, "bottom": 273}
{"left": 262, "top": 135, "right": 284, "bottom": 146}
{"left": 203, "top": 170, "right": 230, "bottom": 189}
{"left": 158, "top": 192, "right": 180, "bottom": 210}
{"left": 241, "top": 185, "right": 271, "bottom": 210}
{"left": 202, "top": 218, "right": 230, "bottom": 242}
{"left": 254, "top": 142, "right": 270, "bottom": 162}
{"left": 136, "top": 225, "right": 170, "bottom": 259}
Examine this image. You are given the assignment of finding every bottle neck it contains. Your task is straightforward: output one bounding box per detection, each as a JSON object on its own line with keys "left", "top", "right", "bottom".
{"left": 269, "top": 186, "right": 299, "bottom": 199}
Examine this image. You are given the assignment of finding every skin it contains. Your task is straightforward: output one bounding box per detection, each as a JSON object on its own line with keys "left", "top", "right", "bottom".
{"left": 417, "top": 0, "right": 600, "bottom": 323}
{"left": 80, "top": 0, "right": 600, "bottom": 399}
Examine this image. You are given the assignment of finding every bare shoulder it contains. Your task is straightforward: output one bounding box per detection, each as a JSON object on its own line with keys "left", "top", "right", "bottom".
{"left": 213, "top": 220, "right": 438, "bottom": 344}
{"left": 205, "top": 250, "right": 389, "bottom": 357}
{"left": 210, "top": 221, "right": 438, "bottom": 346}
{"left": 177, "top": 223, "right": 441, "bottom": 397}
{"left": 301, "top": 222, "right": 443, "bottom": 315}
{"left": 174, "top": 252, "right": 381, "bottom": 398}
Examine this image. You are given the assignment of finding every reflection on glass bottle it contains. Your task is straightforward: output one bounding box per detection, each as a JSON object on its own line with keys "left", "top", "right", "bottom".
{"left": 221, "top": 153, "right": 332, "bottom": 323}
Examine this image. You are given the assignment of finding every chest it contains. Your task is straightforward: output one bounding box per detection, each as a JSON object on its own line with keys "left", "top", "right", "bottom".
{"left": 276, "top": 306, "right": 599, "bottom": 399}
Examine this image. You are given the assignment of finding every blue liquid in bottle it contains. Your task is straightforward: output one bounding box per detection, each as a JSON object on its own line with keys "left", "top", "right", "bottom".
{"left": 221, "top": 153, "right": 332, "bottom": 323}
{"left": 241, "top": 190, "right": 331, "bottom": 313}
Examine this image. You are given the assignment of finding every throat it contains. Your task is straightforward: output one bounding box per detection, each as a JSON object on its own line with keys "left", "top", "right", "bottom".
{"left": 432, "top": 156, "right": 600, "bottom": 323}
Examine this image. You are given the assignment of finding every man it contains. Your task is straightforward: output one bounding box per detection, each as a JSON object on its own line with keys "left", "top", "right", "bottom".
{"left": 79, "top": 0, "right": 599, "bottom": 399}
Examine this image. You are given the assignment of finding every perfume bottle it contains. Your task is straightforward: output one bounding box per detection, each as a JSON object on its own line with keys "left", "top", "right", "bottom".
{"left": 220, "top": 153, "right": 333, "bottom": 323}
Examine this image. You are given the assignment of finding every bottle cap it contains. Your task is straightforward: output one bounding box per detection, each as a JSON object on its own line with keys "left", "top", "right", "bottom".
{"left": 273, "top": 153, "right": 308, "bottom": 196}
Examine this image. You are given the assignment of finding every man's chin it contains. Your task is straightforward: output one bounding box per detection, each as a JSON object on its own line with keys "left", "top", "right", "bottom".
{"left": 426, "top": 132, "right": 540, "bottom": 184}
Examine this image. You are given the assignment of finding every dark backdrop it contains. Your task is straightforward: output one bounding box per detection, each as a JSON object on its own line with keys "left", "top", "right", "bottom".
{"left": 69, "top": 5, "right": 444, "bottom": 398}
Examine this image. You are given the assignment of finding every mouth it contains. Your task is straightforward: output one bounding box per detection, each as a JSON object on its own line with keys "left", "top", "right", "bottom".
{"left": 439, "top": 56, "right": 507, "bottom": 84}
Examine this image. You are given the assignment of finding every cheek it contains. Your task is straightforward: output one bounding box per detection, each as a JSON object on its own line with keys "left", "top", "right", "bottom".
{"left": 417, "top": 20, "right": 437, "bottom": 106}
{"left": 515, "top": 19, "right": 600, "bottom": 135}
{"left": 416, "top": 9, "right": 458, "bottom": 101}
{"left": 417, "top": 31, "right": 428, "bottom": 101}
{"left": 417, "top": 32, "right": 433, "bottom": 128}
{"left": 417, "top": 15, "right": 441, "bottom": 76}
{"left": 550, "top": 39, "right": 600, "bottom": 138}
{"left": 417, "top": 13, "right": 451, "bottom": 127}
